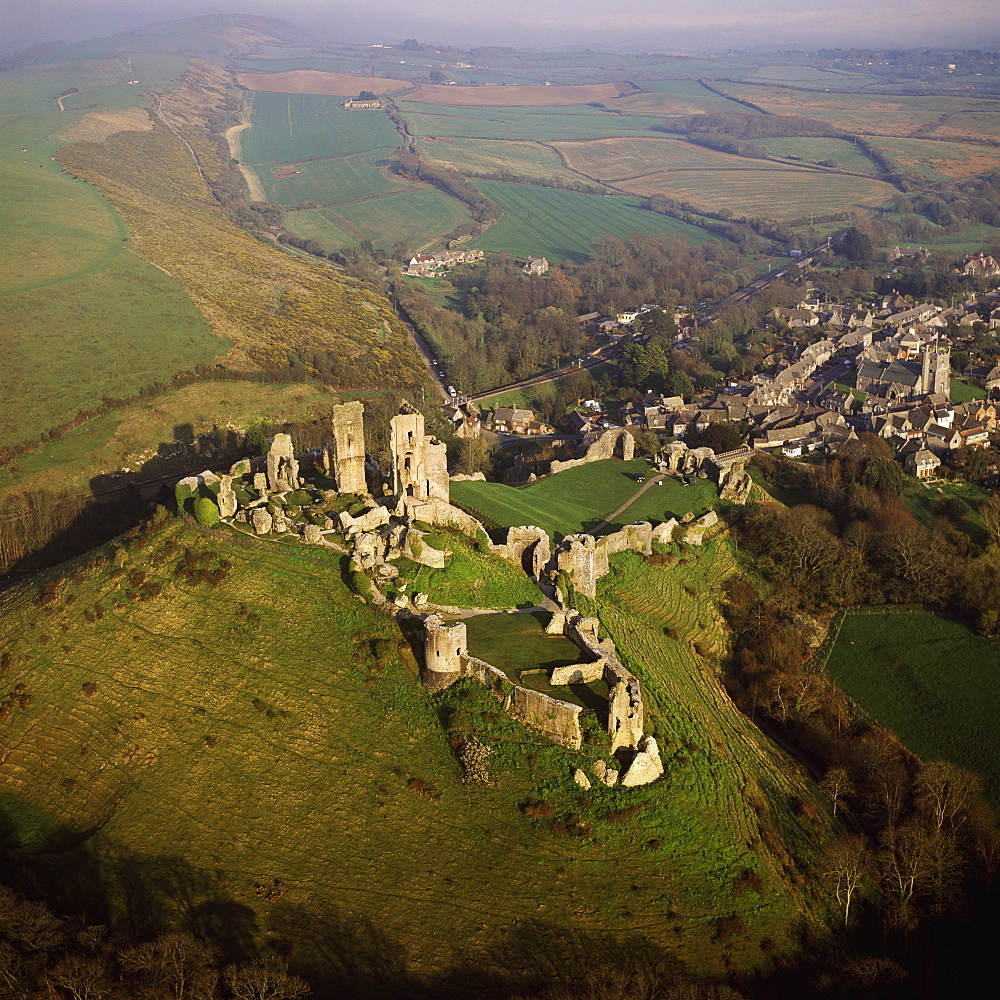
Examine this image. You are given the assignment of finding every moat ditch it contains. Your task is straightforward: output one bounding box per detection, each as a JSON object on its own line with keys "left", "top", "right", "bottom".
{"left": 460, "top": 609, "right": 610, "bottom": 722}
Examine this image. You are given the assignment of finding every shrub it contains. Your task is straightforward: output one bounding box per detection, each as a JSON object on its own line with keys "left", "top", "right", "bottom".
{"left": 174, "top": 482, "right": 194, "bottom": 513}
{"left": 193, "top": 498, "right": 220, "bottom": 527}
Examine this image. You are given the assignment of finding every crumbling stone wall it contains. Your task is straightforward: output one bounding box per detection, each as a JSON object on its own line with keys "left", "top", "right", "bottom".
{"left": 551, "top": 522, "right": 653, "bottom": 598}
{"left": 390, "top": 405, "right": 449, "bottom": 503}
{"left": 422, "top": 615, "right": 466, "bottom": 692}
{"left": 506, "top": 687, "right": 583, "bottom": 750}
{"left": 325, "top": 400, "right": 367, "bottom": 493}
{"left": 266, "top": 434, "right": 300, "bottom": 492}
{"left": 549, "top": 427, "right": 635, "bottom": 474}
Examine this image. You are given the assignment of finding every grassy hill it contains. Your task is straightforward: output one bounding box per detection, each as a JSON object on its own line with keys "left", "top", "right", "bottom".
{"left": 0, "top": 513, "right": 835, "bottom": 990}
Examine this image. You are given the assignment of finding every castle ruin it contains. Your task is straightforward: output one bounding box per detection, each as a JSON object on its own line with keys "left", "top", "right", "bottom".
{"left": 323, "top": 400, "right": 367, "bottom": 493}
{"left": 390, "top": 404, "right": 450, "bottom": 503}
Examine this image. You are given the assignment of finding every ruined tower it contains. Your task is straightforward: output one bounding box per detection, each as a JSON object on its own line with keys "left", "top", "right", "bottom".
{"left": 390, "top": 405, "right": 449, "bottom": 503}
{"left": 422, "top": 615, "right": 465, "bottom": 691}
{"left": 921, "top": 342, "right": 951, "bottom": 397}
{"left": 325, "top": 400, "right": 367, "bottom": 494}
{"left": 265, "top": 433, "right": 300, "bottom": 493}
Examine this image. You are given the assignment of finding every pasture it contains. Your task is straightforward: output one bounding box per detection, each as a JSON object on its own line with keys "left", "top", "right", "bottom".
{"left": 240, "top": 91, "right": 399, "bottom": 164}
{"left": 616, "top": 165, "right": 896, "bottom": 222}
{"left": 284, "top": 182, "right": 469, "bottom": 253}
{"left": 865, "top": 136, "right": 1000, "bottom": 181}
{"left": 450, "top": 458, "right": 717, "bottom": 538}
{"left": 417, "top": 137, "right": 589, "bottom": 187}
{"left": 0, "top": 251, "right": 227, "bottom": 450}
{"left": 711, "top": 83, "right": 1000, "bottom": 141}
{"left": 403, "top": 81, "right": 636, "bottom": 106}
{"left": 399, "top": 101, "right": 665, "bottom": 141}
{"left": 760, "top": 136, "right": 881, "bottom": 173}
{"left": 250, "top": 149, "right": 401, "bottom": 207}
{"left": 467, "top": 182, "right": 717, "bottom": 263}
{"left": 611, "top": 80, "right": 747, "bottom": 117}
{"left": 825, "top": 611, "right": 1000, "bottom": 807}
{"left": 236, "top": 69, "right": 406, "bottom": 97}
{"left": 553, "top": 136, "right": 800, "bottom": 180}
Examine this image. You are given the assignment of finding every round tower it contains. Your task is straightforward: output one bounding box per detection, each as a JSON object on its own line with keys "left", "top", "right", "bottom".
{"left": 422, "top": 615, "right": 466, "bottom": 692}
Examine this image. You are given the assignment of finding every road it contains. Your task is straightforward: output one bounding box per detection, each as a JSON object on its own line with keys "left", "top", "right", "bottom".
{"left": 469, "top": 347, "right": 619, "bottom": 404}
{"left": 588, "top": 472, "right": 665, "bottom": 535}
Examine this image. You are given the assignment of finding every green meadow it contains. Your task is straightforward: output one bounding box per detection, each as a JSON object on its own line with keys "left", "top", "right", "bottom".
{"left": 468, "top": 182, "right": 717, "bottom": 263}
{"left": 826, "top": 611, "right": 1000, "bottom": 806}
{"left": 241, "top": 91, "right": 400, "bottom": 164}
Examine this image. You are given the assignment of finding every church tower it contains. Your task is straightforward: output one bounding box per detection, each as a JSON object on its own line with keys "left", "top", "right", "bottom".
{"left": 921, "top": 343, "right": 951, "bottom": 396}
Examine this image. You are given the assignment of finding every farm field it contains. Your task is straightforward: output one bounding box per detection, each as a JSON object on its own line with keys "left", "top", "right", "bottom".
{"left": 399, "top": 101, "right": 666, "bottom": 141}
{"left": 249, "top": 149, "right": 402, "bottom": 207}
{"left": 403, "top": 81, "right": 637, "bottom": 106}
{"left": 760, "top": 136, "right": 881, "bottom": 173}
{"left": 235, "top": 69, "right": 407, "bottom": 96}
{"left": 467, "top": 182, "right": 717, "bottom": 263}
{"left": 284, "top": 181, "right": 469, "bottom": 254}
{"left": 611, "top": 80, "right": 748, "bottom": 117}
{"left": 865, "top": 135, "right": 1000, "bottom": 181}
{"left": 825, "top": 611, "right": 1000, "bottom": 807}
{"left": 240, "top": 91, "right": 400, "bottom": 164}
{"left": 553, "top": 136, "right": 803, "bottom": 180}
{"left": 450, "top": 458, "right": 717, "bottom": 538}
{"left": 417, "top": 137, "right": 589, "bottom": 187}
{"left": 616, "top": 165, "right": 897, "bottom": 222}
{"left": 710, "top": 83, "right": 1000, "bottom": 140}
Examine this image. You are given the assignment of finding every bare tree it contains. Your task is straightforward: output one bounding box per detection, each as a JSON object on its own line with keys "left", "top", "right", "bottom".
{"left": 224, "top": 958, "right": 310, "bottom": 1000}
{"left": 820, "top": 835, "right": 873, "bottom": 928}
{"left": 0, "top": 886, "right": 63, "bottom": 954}
{"left": 914, "top": 761, "right": 979, "bottom": 833}
{"left": 877, "top": 822, "right": 936, "bottom": 923}
{"left": 119, "top": 933, "right": 216, "bottom": 1000}
{"left": 47, "top": 955, "right": 115, "bottom": 1000}
{"left": 819, "top": 767, "right": 855, "bottom": 818}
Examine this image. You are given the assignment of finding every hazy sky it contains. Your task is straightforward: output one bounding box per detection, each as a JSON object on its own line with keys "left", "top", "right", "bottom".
{"left": 2, "top": 0, "right": 997, "bottom": 55}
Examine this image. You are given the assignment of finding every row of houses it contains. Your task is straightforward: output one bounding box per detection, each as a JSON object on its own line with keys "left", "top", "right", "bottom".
{"left": 406, "top": 248, "right": 484, "bottom": 276}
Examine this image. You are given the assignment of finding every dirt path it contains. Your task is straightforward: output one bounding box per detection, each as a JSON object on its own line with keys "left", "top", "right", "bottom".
{"left": 588, "top": 472, "right": 664, "bottom": 535}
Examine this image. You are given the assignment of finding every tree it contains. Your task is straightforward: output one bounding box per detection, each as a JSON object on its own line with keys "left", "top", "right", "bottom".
{"left": 858, "top": 455, "right": 903, "bottom": 496}
{"left": 119, "top": 933, "right": 217, "bottom": 999}
{"left": 819, "top": 766, "right": 855, "bottom": 818}
{"left": 193, "top": 497, "right": 220, "bottom": 527}
{"left": 669, "top": 370, "right": 694, "bottom": 401}
{"left": 47, "top": 955, "right": 115, "bottom": 1000}
{"left": 820, "top": 835, "right": 874, "bottom": 928}
{"left": 224, "top": 958, "right": 310, "bottom": 1000}
{"left": 914, "top": 760, "right": 980, "bottom": 833}
{"left": 837, "top": 227, "right": 875, "bottom": 264}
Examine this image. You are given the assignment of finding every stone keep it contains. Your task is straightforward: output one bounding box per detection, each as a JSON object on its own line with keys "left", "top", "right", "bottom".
{"left": 422, "top": 615, "right": 466, "bottom": 692}
{"left": 266, "top": 434, "right": 300, "bottom": 493}
{"left": 390, "top": 408, "right": 449, "bottom": 502}
{"left": 326, "top": 401, "right": 367, "bottom": 494}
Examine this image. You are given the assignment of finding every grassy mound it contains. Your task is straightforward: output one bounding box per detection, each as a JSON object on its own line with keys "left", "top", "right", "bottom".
{"left": 0, "top": 514, "right": 832, "bottom": 987}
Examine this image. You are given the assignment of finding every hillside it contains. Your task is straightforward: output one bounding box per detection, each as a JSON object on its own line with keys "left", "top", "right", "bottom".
{"left": 0, "top": 25, "right": 428, "bottom": 457}
{"left": 0, "top": 513, "right": 836, "bottom": 992}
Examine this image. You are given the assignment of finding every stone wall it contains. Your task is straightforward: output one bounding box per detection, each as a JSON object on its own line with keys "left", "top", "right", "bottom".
{"left": 327, "top": 400, "right": 367, "bottom": 493}
{"left": 549, "top": 427, "right": 635, "bottom": 474}
{"left": 552, "top": 522, "right": 654, "bottom": 599}
{"left": 505, "top": 686, "right": 583, "bottom": 750}
{"left": 390, "top": 406, "right": 450, "bottom": 503}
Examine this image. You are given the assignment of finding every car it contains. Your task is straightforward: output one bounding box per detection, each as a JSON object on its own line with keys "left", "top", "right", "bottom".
{"left": 655, "top": 480, "right": 662, "bottom": 486}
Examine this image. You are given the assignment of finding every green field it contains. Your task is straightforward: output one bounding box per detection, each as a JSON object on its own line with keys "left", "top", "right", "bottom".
{"left": 617, "top": 165, "right": 896, "bottom": 223}
{"left": 450, "top": 459, "right": 717, "bottom": 538}
{"left": 864, "top": 135, "right": 1000, "bottom": 182}
{"left": 612, "top": 80, "right": 746, "bottom": 117}
{"left": 468, "top": 182, "right": 717, "bottom": 263}
{"left": 418, "top": 136, "right": 590, "bottom": 187}
{"left": 0, "top": 251, "right": 228, "bottom": 449}
{"left": 826, "top": 611, "right": 1000, "bottom": 806}
{"left": 250, "top": 149, "right": 402, "bottom": 206}
{"left": 761, "top": 136, "right": 881, "bottom": 173}
{"left": 399, "top": 101, "right": 666, "bottom": 141}
{"left": 241, "top": 91, "right": 400, "bottom": 164}
{"left": 284, "top": 181, "right": 469, "bottom": 254}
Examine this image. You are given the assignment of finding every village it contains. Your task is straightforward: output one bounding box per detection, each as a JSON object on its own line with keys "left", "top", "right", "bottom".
{"left": 440, "top": 252, "right": 1000, "bottom": 484}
